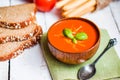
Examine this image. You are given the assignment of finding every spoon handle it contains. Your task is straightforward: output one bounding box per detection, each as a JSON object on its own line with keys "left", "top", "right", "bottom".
{"left": 93, "top": 38, "right": 117, "bottom": 65}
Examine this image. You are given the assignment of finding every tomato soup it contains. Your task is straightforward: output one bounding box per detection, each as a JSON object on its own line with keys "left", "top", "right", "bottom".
{"left": 48, "top": 18, "right": 100, "bottom": 53}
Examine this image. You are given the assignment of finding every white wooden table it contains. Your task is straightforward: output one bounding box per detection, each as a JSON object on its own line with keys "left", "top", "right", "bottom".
{"left": 0, "top": 0, "right": 120, "bottom": 80}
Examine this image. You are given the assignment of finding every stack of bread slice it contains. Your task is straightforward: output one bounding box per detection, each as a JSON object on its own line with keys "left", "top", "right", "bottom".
{"left": 0, "top": 3, "right": 42, "bottom": 61}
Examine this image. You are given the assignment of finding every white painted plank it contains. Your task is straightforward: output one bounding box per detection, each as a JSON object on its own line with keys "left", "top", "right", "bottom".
{"left": 0, "top": 62, "right": 8, "bottom": 80}
{"left": 1, "top": 1, "right": 119, "bottom": 80}
{"left": 110, "top": 0, "right": 120, "bottom": 32}
{"left": 0, "top": 1, "right": 10, "bottom": 80}
{"left": 0, "top": 0, "right": 9, "bottom": 7}
{"left": 10, "top": 0, "right": 51, "bottom": 80}
{"left": 10, "top": 44, "right": 51, "bottom": 80}
{"left": 36, "top": 12, "right": 47, "bottom": 32}
{"left": 44, "top": 7, "right": 61, "bottom": 31}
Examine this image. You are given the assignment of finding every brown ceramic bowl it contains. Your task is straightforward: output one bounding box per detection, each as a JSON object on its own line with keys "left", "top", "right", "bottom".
{"left": 47, "top": 17, "right": 100, "bottom": 64}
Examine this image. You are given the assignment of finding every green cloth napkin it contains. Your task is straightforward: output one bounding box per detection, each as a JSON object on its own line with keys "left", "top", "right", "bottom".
{"left": 40, "top": 29, "right": 120, "bottom": 80}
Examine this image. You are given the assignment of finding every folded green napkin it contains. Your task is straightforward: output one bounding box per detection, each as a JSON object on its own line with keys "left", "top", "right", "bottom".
{"left": 40, "top": 29, "right": 120, "bottom": 80}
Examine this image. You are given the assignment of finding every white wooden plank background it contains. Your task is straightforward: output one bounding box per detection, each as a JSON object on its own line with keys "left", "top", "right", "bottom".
{"left": 109, "top": 1, "right": 120, "bottom": 57}
{"left": 110, "top": 1, "right": 120, "bottom": 33}
{"left": 0, "top": 62, "right": 8, "bottom": 80}
{"left": 0, "top": 0, "right": 120, "bottom": 80}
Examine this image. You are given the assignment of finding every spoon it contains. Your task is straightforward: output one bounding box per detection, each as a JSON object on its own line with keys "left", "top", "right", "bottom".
{"left": 77, "top": 38, "right": 117, "bottom": 80}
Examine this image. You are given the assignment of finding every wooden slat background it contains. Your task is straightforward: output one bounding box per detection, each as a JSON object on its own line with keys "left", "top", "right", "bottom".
{"left": 0, "top": 0, "right": 120, "bottom": 80}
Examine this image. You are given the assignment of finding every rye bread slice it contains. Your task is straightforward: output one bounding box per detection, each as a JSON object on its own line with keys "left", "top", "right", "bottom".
{"left": 0, "top": 23, "right": 40, "bottom": 43}
{"left": 0, "top": 3, "right": 37, "bottom": 29}
{"left": 0, "top": 26, "right": 42, "bottom": 61}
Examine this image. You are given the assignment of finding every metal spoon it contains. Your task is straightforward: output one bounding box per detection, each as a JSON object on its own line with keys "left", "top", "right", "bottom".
{"left": 77, "top": 38, "right": 117, "bottom": 80}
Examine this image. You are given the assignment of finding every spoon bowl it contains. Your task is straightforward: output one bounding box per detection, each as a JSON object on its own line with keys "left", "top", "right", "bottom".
{"left": 78, "top": 64, "right": 96, "bottom": 80}
{"left": 77, "top": 38, "right": 117, "bottom": 80}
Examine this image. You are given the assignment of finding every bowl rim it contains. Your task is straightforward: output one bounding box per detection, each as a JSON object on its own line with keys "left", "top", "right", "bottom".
{"left": 47, "top": 17, "right": 101, "bottom": 54}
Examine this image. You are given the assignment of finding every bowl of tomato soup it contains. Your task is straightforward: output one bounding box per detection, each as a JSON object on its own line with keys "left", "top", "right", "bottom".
{"left": 47, "top": 18, "right": 100, "bottom": 64}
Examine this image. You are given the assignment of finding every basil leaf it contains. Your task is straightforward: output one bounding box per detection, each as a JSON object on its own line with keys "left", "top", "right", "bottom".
{"left": 63, "top": 28, "right": 74, "bottom": 39}
{"left": 75, "top": 32, "right": 88, "bottom": 40}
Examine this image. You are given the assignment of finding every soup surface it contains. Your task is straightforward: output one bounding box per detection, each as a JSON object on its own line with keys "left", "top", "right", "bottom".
{"left": 48, "top": 19, "right": 99, "bottom": 53}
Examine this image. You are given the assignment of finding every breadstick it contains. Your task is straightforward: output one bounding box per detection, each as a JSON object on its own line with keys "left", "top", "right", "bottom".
{"left": 55, "top": 0, "right": 71, "bottom": 8}
{"left": 62, "top": 8, "right": 73, "bottom": 16}
{"left": 64, "top": 0, "right": 96, "bottom": 17}
{"left": 62, "top": 0, "right": 88, "bottom": 16}
{"left": 73, "top": 6, "right": 95, "bottom": 17}
{"left": 63, "top": 0, "right": 88, "bottom": 11}
{"left": 62, "top": 0, "right": 91, "bottom": 17}
{"left": 63, "top": 6, "right": 95, "bottom": 17}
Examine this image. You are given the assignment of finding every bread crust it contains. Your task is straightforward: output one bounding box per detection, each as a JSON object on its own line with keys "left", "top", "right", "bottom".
{"left": 0, "top": 16, "right": 36, "bottom": 29}
{"left": 0, "top": 24, "right": 40, "bottom": 44}
{"left": 0, "top": 26, "right": 42, "bottom": 61}
{"left": 0, "top": 3, "right": 37, "bottom": 29}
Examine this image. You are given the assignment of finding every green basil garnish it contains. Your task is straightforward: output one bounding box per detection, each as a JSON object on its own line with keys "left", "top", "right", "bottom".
{"left": 63, "top": 28, "right": 88, "bottom": 44}
{"left": 63, "top": 28, "right": 74, "bottom": 39}
{"left": 75, "top": 32, "right": 88, "bottom": 40}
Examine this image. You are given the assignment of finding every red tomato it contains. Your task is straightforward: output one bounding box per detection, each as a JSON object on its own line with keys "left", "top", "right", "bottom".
{"left": 34, "top": 0, "right": 56, "bottom": 12}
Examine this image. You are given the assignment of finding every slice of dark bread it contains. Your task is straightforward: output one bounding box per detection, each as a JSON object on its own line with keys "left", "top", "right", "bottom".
{"left": 0, "top": 3, "right": 37, "bottom": 29}
{"left": 0, "top": 26, "right": 42, "bottom": 61}
{"left": 0, "top": 23, "right": 41, "bottom": 43}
